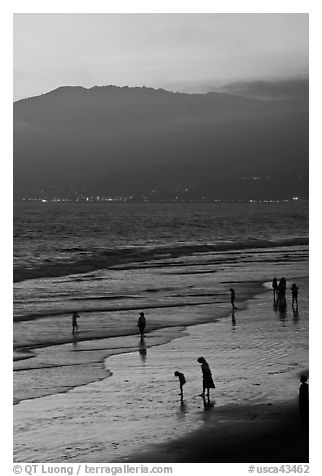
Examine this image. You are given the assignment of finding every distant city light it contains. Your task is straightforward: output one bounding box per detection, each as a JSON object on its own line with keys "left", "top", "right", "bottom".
{"left": 20, "top": 195, "right": 304, "bottom": 204}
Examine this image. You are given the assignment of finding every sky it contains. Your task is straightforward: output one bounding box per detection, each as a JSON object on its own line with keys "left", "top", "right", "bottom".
{"left": 13, "top": 13, "right": 308, "bottom": 101}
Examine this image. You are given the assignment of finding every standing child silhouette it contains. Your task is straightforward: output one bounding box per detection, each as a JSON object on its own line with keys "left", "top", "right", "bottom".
{"left": 230, "top": 288, "right": 236, "bottom": 309}
{"left": 137, "top": 312, "right": 146, "bottom": 338}
{"left": 72, "top": 312, "right": 80, "bottom": 334}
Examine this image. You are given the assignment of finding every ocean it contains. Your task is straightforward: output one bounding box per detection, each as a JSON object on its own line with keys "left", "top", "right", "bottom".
{"left": 14, "top": 201, "right": 308, "bottom": 283}
{"left": 13, "top": 201, "right": 309, "bottom": 462}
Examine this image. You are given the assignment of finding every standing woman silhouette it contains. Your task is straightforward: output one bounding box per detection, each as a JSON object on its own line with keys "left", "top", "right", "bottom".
{"left": 197, "top": 357, "right": 215, "bottom": 398}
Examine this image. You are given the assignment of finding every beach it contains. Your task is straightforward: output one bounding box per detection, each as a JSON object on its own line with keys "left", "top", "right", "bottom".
{"left": 13, "top": 201, "right": 309, "bottom": 463}
{"left": 14, "top": 276, "right": 308, "bottom": 463}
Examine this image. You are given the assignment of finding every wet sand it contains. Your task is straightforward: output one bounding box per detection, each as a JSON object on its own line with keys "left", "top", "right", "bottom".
{"left": 122, "top": 401, "right": 309, "bottom": 463}
{"left": 14, "top": 277, "right": 308, "bottom": 463}
{"left": 13, "top": 278, "right": 263, "bottom": 402}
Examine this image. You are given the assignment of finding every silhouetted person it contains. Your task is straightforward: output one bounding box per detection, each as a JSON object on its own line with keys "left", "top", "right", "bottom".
{"left": 278, "top": 277, "right": 286, "bottom": 299}
{"left": 272, "top": 277, "right": 278, "bottom": 300}
{"left": 230, "top": 288, "right": 236, "bottom": 309}
{"left": 278, "top": 278, "right": 287, "bottom": 309}
{"left": 72, "top": 312, "right": 80, "bottom": 333}
{"left": 137, "top": 312, "right": 146, "bottom": 338}
{"left": 197, "top": 357, "right": 215, "bottom": 398}
{"left": 291, "top": 283, "right": 299, "bottom": 308}
{"left": 174, "top": 371, "right": 186, "bottom": 400}
{"left": 299, "top": 375, "right": 309, "bottom": 430}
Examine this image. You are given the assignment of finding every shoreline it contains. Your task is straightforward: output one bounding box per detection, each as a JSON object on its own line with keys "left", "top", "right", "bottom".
{"left": 13, "top": 326, "right": 188, "bottom": 404}
{"left": 14, "top": 279, "right": 265, "bottom": 403}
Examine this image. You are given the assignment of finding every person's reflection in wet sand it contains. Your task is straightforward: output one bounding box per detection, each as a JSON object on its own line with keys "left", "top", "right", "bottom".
{"left": 279, "top": 306, "right": 287, "bottom": 323}
{"left": 176, "top": 401, "right": 187, "bottom": 421}
{"left": 138, "top": 336, "right": 147, "bottom": 363}
{"left": 293, "top": 307, "right": 299, "bottom": 324}
{"left": 232, "top": 310, "right": 236, "bottom": 327}
{"left": 72, "top": 333, "right": 78, "bottom": 347}
{"left": 202, "top": 395, "right": 214, "bottom": 411}
{"left": 273, "top": 300, "right": 279, "bottom": 313}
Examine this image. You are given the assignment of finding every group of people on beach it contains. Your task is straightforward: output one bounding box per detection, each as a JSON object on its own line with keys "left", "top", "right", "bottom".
{"left": 137, "top": 311, "right": 216, "bottom": 403}
{"left": 175, "top": 357, "right": 215, "bottom": 403}
{"left": 137, "top": 311, "right": 215, "bottom": 401}
{"left": 272, "top": 277, "right": 299, "bottom": 309}
{"left": 271, "top": 278, "right": 307, "bottom": 427}
{"left": 134, "top": 290, "right": 307, "bottom": 425}
{"left": 70, "top": 283, "right": 307, "bottom": 426}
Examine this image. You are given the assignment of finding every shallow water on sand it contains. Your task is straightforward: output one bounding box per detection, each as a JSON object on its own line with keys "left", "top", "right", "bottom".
{"left": 14, "top": 252, "right": 307, "bottom": 402}
{"left": 14, "top": 276, "right": 308, "bottom": 463}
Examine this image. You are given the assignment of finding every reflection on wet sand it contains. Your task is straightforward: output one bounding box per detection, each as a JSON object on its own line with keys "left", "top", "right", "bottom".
{"left": 273, "top": 299, "right": 288, "bottom": 324}
{"left": 279, "top": 306, "right": 287, "bottom": 323}
{"left": 176, "top": 401, "right": 188, "bottom": 420}
{"left": 202, "top": 395, "right": 215, "bottom": 412}
{"left": 232, "top": 310, "right": 236, "bottom": 328}
{"left": 72, "top": 334, "right": 78, "bottom": 347}
{"left": 292, "top": 307, "right": 299, "bottom": 324}
{"left": 138, "top": 336, "right": 147, "bottom": 363}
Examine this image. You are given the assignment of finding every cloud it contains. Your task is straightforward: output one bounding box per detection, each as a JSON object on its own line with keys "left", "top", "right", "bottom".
{"left": 217, "top": 78, "right": 309, "bottom": 100}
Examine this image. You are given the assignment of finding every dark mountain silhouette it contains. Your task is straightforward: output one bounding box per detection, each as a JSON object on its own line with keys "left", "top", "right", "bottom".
{"left": 13, "top": 85, "right": 308, "bottom": 200}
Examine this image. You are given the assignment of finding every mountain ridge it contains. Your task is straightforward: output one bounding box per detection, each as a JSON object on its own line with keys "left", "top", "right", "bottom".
{"left": 13, "top": 85, "right": 309, "bottom": 201}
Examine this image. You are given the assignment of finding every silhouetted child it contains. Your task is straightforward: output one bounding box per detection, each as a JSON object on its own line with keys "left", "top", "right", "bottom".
{"left": 137, "top": 312, "right": 146, "bottom": 337}
{"left": 291, "top": 283, "right": 299, "bottom": 308}
{"left": 272, "top": 277, "right": 278, "bottom": 300}
{"left": 230, "top": 288, "right": 236, "bottom": 309}
{"left": 299, "top": 375, "right": 309, "bottom": 430}
{"left": 72, "top": 312, "right": 80, "bottom": 333}
{"left": 174, "top": 371, "right": 186, "bottom": 400}
{"left": 197, "top": 357, "right": 215, "bottom": 398}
